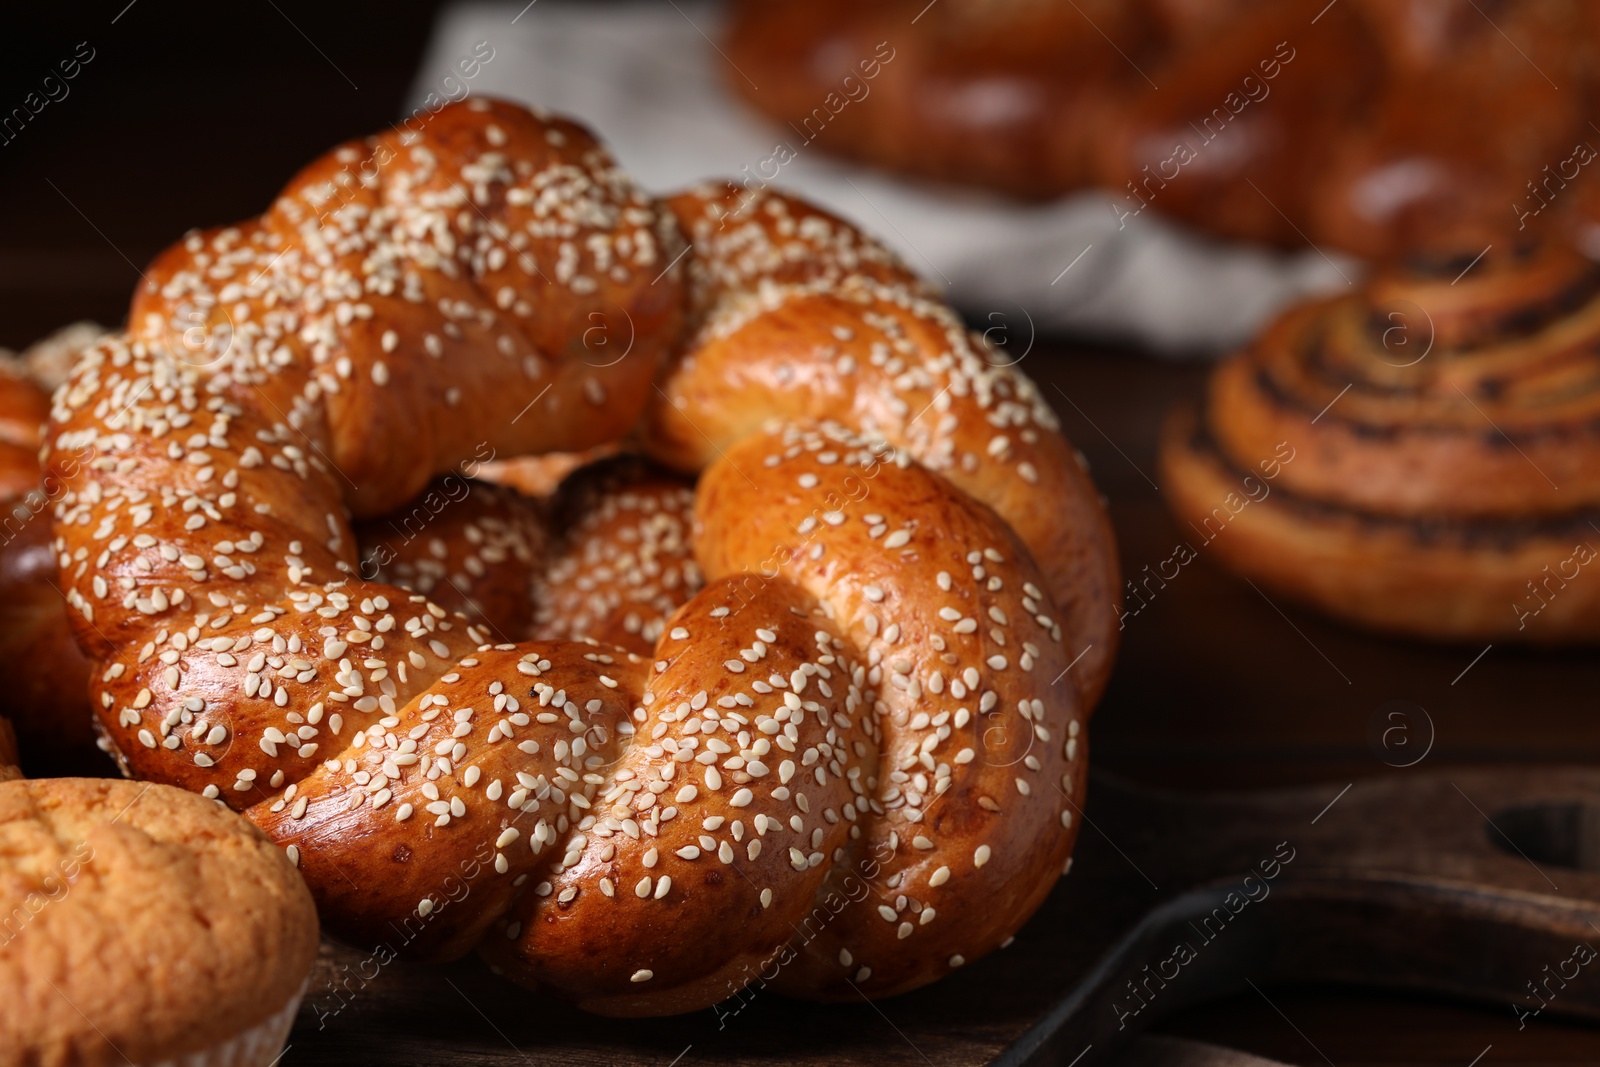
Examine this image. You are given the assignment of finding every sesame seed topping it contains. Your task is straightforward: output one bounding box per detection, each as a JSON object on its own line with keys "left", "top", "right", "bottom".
{"left": 40, "top": 119, "right": 1097, "bottom": 1007}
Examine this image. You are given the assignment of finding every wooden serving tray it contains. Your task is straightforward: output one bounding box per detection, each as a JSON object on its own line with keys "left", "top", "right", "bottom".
{"left": 287, "top": 767, "right": 1600, "bottom": 1065}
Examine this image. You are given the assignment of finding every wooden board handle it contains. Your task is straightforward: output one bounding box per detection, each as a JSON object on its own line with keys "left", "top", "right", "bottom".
{"left": 1005, "top": 768, "right": 1600, "bottom": 1066}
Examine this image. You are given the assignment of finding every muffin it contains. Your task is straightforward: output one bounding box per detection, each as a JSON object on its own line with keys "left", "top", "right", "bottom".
{"left": 0, "top": 778, "right": 318, "bottom": 1066}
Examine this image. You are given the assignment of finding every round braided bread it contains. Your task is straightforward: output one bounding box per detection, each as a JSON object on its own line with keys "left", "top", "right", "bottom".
{"left": 724, "top": 0, "right": 1600, "bottom": 260}
{"left": 1162, "top": 241, "right": 1600, "bottom": 640}
{"left": 44, "top": 100, "right": 1117, "bottom": 1014}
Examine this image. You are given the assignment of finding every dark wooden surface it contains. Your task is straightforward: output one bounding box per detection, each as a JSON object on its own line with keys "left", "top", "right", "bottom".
{"left": 285, "top": 766, "right": 1600, "bottom": 1067}
{"left": 3, "top": 3, "right": 1600, "bottom": 1063}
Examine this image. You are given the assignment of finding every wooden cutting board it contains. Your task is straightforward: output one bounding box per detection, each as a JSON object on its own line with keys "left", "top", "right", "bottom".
{"left": 285, "top": 765, "right": 1600, "bottom": 1065}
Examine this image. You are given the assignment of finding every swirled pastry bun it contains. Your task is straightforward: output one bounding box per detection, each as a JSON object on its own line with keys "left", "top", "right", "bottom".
{"left": 1162, "top": 243, "right": 1600, "bottom": 641}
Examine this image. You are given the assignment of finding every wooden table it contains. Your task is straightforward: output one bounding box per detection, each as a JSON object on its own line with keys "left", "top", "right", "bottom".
{"left": 2, "top": 3, "right": 1598, "bottom": 1061}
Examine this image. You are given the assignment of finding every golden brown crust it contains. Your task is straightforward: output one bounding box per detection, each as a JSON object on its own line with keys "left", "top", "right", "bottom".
{"left": 46, "top": 98, "right": 684, "bottom": 794}
{"left": 0, "top": 363, "right": 49, "bottom": 445}
{"left": 44, "top": 103, "right": 1115, "bottom": 1015}
{"left": 700, "top": 425, "right": 1084, "bottom": 1001}
{"left": 0, "top": 368, "right": 49, "bottom": 499}
{"left": 0, "top": 513, "right": 98, "bottom": 775}
{"left": 725, "top": 0, "right": 1600, "bottom": 259}
{"left": 357, "top": 477, "right": 549, "bottom": 641}
{"left": 0, "top": 350, "right": 100, "bottom": 775}
{"left": 644, "top": 185, "right": 1120, "bottom": 707}
{"left": 0, "top": 777, "right": 317, "bottom": 1067}
{"left": 120, "top": 107, "right": 682, "bottom": 522}
{"left": 1161, "top": 242, "right": 1600, "bottom": 641}
{"left": 532, "top": 456, "right": 699, "bottom": 656}
{"left": 479, "top": 424, "right": 1087, "bottom": 1011}
{"left": 1213, "top": 244, "right": 1600, "bottom": 519}
{"left": 1092, "top": 2, "right": 1379, "bottom": 248}
{"left": 357, "top": 459, "right": 700, "bottom": 656}
{"left": 1, "top": 323, "right": 108, "bottom": 395}
{"left": 1161, "top": 404, "right": 1600, "bottom": 641}
{"left": 1304, "top": 0, "right": 1600, "bottom": 259}
{"left": 723, "top": 0, "right": 1156, "bottom": 199}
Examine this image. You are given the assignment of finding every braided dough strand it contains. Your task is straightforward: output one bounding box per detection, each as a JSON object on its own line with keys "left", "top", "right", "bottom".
{"left": 643, "top": 185, "right": 1120, "bottom": 707}
{"left": 43, "top": 102, "right": 1116, "bottom": 1014}
{"left": 46, "top": 101, "right": 683, "bottom": 799}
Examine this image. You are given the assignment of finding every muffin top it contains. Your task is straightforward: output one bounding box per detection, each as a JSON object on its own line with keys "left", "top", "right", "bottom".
{"left": 0, "top": 778, "right": 318, "bottom": 1066}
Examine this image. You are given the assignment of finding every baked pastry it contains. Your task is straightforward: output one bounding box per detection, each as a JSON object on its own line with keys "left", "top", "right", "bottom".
{"left": 0, "top": 322, "right": 107, "bottom": 395}
{"left": 0, "top": 353, "right": 52, "bottom": 499}
{"left": 0, "top": 777, "right": 318, "bottom": 1067}
{"left": 355, "top": 456, "right": 698, "bottom": 653}
{"left": 42, "top": 101, "right": 1118, "bottom": 1013}
{"left": 0, "top": 336, "right": 100, "bottom": 775}
{"left": 0, "top": 511, "right": 99, "bottom": 776}
{"left": 723, "top": 0, "right": 1600, "bottom": 260}
{"left": 722, "top": 0, "right": 1143, "bottom": 199}
{"left": 1161, "top": 241, "right": 1600, "bottom": 641}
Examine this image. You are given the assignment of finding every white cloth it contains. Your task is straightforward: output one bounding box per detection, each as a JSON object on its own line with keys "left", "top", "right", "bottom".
{"left": 410, "top": 0, "right": 1358, "bottom": 355}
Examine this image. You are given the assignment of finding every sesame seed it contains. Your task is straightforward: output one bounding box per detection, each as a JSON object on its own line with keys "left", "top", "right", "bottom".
{"left": 43, "top": 129, "right": 1088, "bottom": 993}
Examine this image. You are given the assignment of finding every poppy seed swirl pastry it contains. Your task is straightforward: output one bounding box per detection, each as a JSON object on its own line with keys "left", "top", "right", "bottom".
{"left": 1161, "top": 242, "right": 1600, "bottom": 641}
{"left": 41, "top": 100, "right": 1118, "bottom": 1015}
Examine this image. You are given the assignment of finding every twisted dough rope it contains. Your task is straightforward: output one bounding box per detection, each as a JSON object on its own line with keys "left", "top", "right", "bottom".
{"left": 723, "top": 0, "right": 1600, "bottom": 259}
{"left": 647, "top": 184, "right": 1120, "bottom": 709}
{"left": 1162, "top": 242, "right": 1600, "bottom": 641}
{"left": 356, "top": 456, "right": 699, "bottom": 656}
{"left": 45, "top": 100, "right": 1117, "bottom": 1014}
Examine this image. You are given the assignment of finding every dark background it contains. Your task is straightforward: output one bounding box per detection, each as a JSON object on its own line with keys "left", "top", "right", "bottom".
{"left": 0, "top": 0, "right": 439, "bottom": 347}
{"left": 2, "top": 3, "right": 1597, "bottom": 1065}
